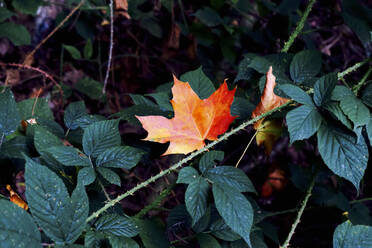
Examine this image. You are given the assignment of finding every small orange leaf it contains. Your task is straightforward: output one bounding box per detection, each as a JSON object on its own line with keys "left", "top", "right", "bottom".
{"left": 114, "top": 0, "right": 130, "bottom": 19}
{"left": 252, "top": 66, "right": 289, "bottom": 153}
{"left": 136, "top": 75, "right": 237, "bottom": 155}
{"left": 261, "top": 168, "right": 287, "bottom": 197}
{"left": 6, "top": 184, "right": 28, "bottom": 210}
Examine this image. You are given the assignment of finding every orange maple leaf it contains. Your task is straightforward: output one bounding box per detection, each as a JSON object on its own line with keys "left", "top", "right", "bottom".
{"left": 136, "top": 76, "right": 237, "bottom": 155}
{"left": 252, "top": 66, "right": 289, "bottom": 153}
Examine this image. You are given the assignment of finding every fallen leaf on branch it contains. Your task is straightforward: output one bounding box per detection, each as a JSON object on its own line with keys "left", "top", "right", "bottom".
{"left": 137, "top": 76, "right": 237, "bottom": 155}
{"left": 252, "top": 66, "right": 289, "bottom": 154}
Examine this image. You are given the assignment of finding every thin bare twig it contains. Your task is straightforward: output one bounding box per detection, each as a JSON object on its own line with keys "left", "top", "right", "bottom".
{"left": 24, "top": 0, "right": 86, "bottom": 64}
{"left": 102, "top": 0, "right": 114, "bottom": 94}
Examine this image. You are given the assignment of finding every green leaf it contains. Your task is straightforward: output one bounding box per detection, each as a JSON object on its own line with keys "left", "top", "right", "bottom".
{"left": 34, "top": 127, "right": 63, "bottom": 155}
{"left": 17, "top": 97, "right": 53, "bottom": 120}
{"left": 197, "top": 233, "right": 222, "bottom": 248}
{"left": 130, "top": 94, "right": 157, "bottom": 106}
{"left": 75, "top": 77, "right": 104, "bottom": 100}
{"left": 205, "top": 166, "right": 256, "bottom": 193}
{"left": 212, "top": 183, "right": 253, "bottom": 247}
{"left": 84, "top": 230, "right": 105, "bottom": 248}
{"left": 0, "top": 200, "right": 41, "bottom": 248}
{"left": 331, "top": 86, "right": 354, "bottom": 101}
{"left": 84, "top": 39, "right": 93, "bottom": 59}
{"left": 108, "top": 236, "right": 140, "bottom": 248}
{"left": 361, "top": 83, "right": 372, "bottom": 107}
{"left": 137, "top": 219, "right": 170, "bottom": 248}
{"left": 234, "top": 56, "right": 254, "bottom": 83}
{"left": 185, "top": 176, "right": 209, "bottom": 225}
{"left": 0, "top": 8, "right": 14, "bottom": 22}
{"left": 12, "top": 0, "right": 40, "bottom": 15}
{"left": 342, "top": 12, "right": 371, "bottom": 48}
{"left": 95, "top": 214, "right": 138, "bottom": 237}
{"left": 0, "top": 88, "right": 21, "bottom": 136}
{"left": 367, "top": 118, "right": 372, "bottom": 145}
{"left": 198, "top": 150, "right": 224, "bottom": 174}
{"left": 317, "top": 124, "right": 369, "bottom": 189}
{"left": 25, "top": 157, "right": 89, "bottom": 245}
{"left": 194, "top": 7, "right": 223, "bottom": 27}
{"left": 64, "top": 45, "right": 82, "bottom": 60}
{"left": 313, "top": 73, "right": 337, "bottom": 107}
{"left": 78, "top": 167, "right": 96, "bottom": 186}
{"left": 231, "top": 97, "right": 255, "bottom": 120}
{"left": 1, "top": 136, "right": 29, "bottom": 159}
{"left": 279, "top": 84, "right": 314, "bottom": 106}
{"left": 96, "top": 146, "right": 143, "bottom": 169}
{"left": 82, "top": 120, "right": 121, "bottom": 158}
{"left": 180, "top": 67, "right": 215, "bottom": 99}
{"left": 286, "top": 105, "right": 322, "bottom": 143}
{"left": 0, "top": 22, "right": 31, "bottom": 45}
{"left": 333, "top": 221, "right": 372, "bottom": 248}
{"left": 97, "top": 167, "right": 121, "bottom": 186}
{"left": 325, "top": 102, "right": 353, "bottom": 130}
{"left": 146, "top": 92, "right": 173, "bottom": 112}
{"left": 339, "top": 96, "right": 370, "bottom": 127}
{"left": 210, "top": 219, "right": 241, "bottom": 241}
{"left": 177, "top": 167, "right": 199, "bottom": 184}
{"left": 289, "top": 50, "right": 321, "bottom": 83}
{"left": 115, "top": 104, "right": 170, "bottom": 126}
{"left": 47, "top": 146, "right": 91, "bottom": 166}
{"left": 75, "top": 114, "right": 105, "bottom": 129}
{"left": 64, "top": 101, "right": 87, "bottom": 130}
{"left": 37, "top": 118, "right": 65, "bottom": 138}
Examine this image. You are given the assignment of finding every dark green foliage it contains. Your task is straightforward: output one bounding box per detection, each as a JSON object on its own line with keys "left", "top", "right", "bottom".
{"left": 0, "top": 200, "right": 41, "bottom": 248}
{"left": 333, "top": 221, "right": 372, "bottom": 247}
{"left": 25, "top": 157, "right": 89, "bottom": 245}
{"left": 0, "top": 89, "right": 21, "bottom": 137}
{"left": 82, "top": 120, "right": 121, "bottom": 158}
{"left": 317, "top": 124, "right": 368, "bottom": 189}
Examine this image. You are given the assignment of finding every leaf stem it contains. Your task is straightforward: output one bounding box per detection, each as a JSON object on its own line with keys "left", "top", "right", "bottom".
{"left": 281, "top": 0, "right": 316, "bottom": 53}
{"left": 280, "top": 172, "right": 316, "bottom": 248}
{"left": 235, "top": 130, "right": 258, "bottom": 168}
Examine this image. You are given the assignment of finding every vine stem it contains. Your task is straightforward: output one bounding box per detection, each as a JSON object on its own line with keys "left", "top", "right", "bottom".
{"left": 85, "top": 56, "right": 368, "bottom": 223}
{"left": 337, "top": 58, "right": 370, "bottom": 81}
{"left": 86, "top": 101, "right": 291, "bottom": 222}
{"left": 280, "top": 172, "right": 316, "bottom": 248}
{"left": 281, "top": 0, "right": 316, "bottom": 53}
{"left": 102, "top": 0, "right": 114, "bottom": 94}
{"left": 353, "top": 67, "right": 371, "bottom": 95}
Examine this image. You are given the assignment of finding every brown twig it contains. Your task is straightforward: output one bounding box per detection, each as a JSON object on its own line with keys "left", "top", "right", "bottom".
{"left": 102, "top": 0, "right": 114, "bottom": 94}
{"left": 23, "top": 0, "right": 86, "bottom": 64}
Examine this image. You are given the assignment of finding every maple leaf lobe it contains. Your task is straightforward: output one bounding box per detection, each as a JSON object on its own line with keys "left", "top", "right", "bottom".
{"left": 136, "top": 76, "right": 236, "bottom": 155}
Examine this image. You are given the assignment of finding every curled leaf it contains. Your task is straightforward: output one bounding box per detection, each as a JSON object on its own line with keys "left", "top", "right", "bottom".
{"left": 6, "top": 184, "right": 28, "bottom": 210}
{"left": 252, "top": 66, "right": 289, "bottom": 153}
